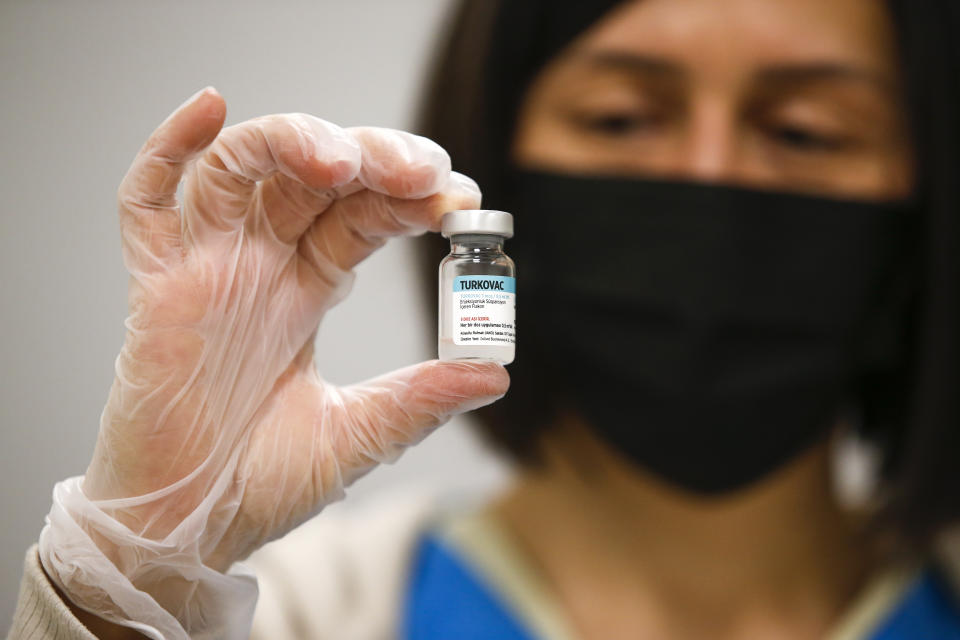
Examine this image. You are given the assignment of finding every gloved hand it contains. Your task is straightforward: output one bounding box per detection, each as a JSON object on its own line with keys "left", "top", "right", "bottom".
{"left": 38, "top": 87, "right": 509, "bottom": 640}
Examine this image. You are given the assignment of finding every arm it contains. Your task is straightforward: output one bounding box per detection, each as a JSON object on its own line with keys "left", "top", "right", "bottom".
{"left": 31, "top": 88, "right": 508, "bottom": 639}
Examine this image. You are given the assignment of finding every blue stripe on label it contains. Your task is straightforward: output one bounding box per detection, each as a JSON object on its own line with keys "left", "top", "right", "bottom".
{"left": 453, "top": 276, "right": 516, "bottom": 294}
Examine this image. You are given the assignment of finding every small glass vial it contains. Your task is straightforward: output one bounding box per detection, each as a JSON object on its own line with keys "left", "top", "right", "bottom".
{"left": 439, "top": 209, "right": 516, "bottom": 364}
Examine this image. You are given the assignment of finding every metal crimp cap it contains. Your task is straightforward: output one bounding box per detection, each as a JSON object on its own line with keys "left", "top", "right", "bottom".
{"left": 440, "top": 209, "right": 514, "bottom": 239}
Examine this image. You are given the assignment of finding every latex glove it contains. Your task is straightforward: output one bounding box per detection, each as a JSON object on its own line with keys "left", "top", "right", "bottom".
{"left": 38, "top": 87, "right": 509, "bottom": 640}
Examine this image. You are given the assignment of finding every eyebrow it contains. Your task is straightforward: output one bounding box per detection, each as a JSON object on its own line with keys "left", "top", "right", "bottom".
{"left": 755, "top": 63, "right": 895, "bottom": 93}
{"left": 569, "top": 49, "right": 894, "bottom": 92}
{"left": 569, "top": 50, "right": 684, "bottom": 77}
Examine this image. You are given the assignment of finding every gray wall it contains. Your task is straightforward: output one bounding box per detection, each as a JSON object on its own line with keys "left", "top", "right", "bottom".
{"left": 0, "top": 0, "right": 510, "bottom": 625}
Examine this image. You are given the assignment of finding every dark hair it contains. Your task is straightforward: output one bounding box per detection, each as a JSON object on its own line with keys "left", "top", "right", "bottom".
{"left": 415, "top": 0, "right": 960, "bottom": 545}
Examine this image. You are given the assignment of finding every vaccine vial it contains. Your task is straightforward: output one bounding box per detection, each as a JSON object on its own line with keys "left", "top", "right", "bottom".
{"left": 439, "top": 209, "right": 516, "bottom": 364}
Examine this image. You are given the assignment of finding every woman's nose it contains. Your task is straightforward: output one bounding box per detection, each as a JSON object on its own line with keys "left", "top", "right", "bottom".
{"left": 672, "top": 98, "right": 744, "bottom": 183}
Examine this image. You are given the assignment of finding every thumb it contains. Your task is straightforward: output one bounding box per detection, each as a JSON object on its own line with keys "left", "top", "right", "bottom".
{"left": 328, "top": 359, "right": 510, "bottom": 478}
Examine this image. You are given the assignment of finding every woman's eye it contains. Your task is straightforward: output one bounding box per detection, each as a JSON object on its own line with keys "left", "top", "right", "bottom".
{"left": 767, "top": 123, "right": 848, "bottom": 152}
{"left": 575, "top": 112, "right": 660, "bottom": 136}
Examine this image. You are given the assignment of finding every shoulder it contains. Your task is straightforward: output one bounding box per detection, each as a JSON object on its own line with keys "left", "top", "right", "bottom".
{"left": 246, "top": 490, "right": 442, "bottom": 640}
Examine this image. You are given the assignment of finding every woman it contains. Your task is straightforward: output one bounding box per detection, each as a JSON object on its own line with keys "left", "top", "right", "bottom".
{"left": 10, "top": 0, "right": 960, "bottom": 638}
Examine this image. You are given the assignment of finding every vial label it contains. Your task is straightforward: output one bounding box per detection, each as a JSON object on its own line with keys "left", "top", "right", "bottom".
{"left": 452, "top": 275, "right": 516, "bottom": 346}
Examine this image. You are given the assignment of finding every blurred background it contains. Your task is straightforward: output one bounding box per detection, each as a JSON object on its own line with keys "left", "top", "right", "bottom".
{"left": 0, "top": 0, "right": 512, "bottom": 625}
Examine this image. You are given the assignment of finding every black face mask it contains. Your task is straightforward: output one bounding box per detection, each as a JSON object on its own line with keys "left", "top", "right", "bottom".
{"left": 508, "top": 169, "right": 914, "bottom": 495}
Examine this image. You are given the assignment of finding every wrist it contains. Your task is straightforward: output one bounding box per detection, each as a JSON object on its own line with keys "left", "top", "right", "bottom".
{"left": 43, "top": 567, "right": 147, "bottom": 640}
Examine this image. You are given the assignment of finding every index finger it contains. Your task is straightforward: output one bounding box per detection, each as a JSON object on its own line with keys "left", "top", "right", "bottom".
{"left": 296, "top": 127, "right": 471, "bottom": 275}
{"left": 298, "top": 171, "right": 481, "bottom": 276}
{"left": 348, "top": 126, "right": 452, "bottom": 199}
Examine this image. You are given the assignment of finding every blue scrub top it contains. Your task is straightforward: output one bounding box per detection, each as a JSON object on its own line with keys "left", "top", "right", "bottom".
{"left": 402, "top": 534, "right": 960, "bottom": 640}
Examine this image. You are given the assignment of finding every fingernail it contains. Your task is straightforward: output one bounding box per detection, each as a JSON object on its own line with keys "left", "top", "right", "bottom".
{"left": 449, "top": 171, "right": 482, "bottom": 205}
{"left": 177, "top": 86, "right": 218, "bottom": 111}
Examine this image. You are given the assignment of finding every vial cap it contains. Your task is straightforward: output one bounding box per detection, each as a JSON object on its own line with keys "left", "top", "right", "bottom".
{"left": 441, "top": 209, "right": 514, "bottom": 239}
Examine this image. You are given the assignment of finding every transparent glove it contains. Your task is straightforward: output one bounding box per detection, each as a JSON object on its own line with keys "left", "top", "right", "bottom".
{"left": 37, "top": 87, "right": 509, "bottom": 640}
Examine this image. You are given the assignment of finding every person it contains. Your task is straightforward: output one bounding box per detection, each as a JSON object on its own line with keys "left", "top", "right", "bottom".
{"left": 9, "top": 0, "right": 960, "bottom": 638}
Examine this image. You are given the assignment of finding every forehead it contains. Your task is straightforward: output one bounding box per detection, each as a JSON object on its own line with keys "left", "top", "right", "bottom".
{"left": 569, "top": 0, "right": 900, "bottom": 80}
